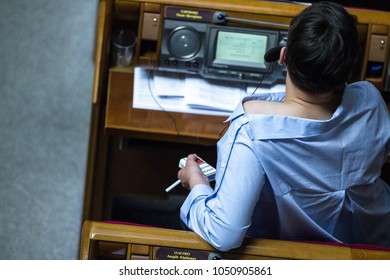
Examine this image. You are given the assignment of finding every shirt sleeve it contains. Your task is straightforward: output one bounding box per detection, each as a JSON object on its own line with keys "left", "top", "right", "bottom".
{"left": 180, "top": 120, "right": 265, "bottom": 251}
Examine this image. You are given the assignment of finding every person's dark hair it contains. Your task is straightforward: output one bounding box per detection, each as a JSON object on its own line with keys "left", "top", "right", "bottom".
{"left": 285, "top": 1, "right": 362, "bottom": 94}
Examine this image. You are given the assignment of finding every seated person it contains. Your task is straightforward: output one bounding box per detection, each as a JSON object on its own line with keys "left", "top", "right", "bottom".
{"left": 177, "top": 1, "right": 390, "bottom": 251}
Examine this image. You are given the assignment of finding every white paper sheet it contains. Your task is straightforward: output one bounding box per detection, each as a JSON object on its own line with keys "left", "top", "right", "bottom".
{"left": 184, "top": 76, "right": 246, "bottom": 112}
{"left": 132, "top": 67, "right": 286, "bottom": 116}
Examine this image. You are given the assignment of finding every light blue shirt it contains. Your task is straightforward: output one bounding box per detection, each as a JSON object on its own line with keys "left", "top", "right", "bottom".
{"left": 180, "top": 81, "right": 390, "bottom": 251}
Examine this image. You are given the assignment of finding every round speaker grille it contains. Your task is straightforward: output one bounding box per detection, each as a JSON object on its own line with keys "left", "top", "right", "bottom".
{"left": 168, "top": 26, "right": 200, "bottom": 59}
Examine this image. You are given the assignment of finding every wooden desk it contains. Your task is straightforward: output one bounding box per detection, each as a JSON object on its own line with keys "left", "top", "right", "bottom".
{"left": 82, "top": 0, "right": 390, "bottom": 236}
{"left": 79, "top": 220, "right": 390, "bottom": 260}
{"left": 106, "top": 68, "right": 228, "bottom": 144}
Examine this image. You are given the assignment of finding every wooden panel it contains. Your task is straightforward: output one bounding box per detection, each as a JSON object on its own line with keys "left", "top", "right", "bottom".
{"left": 80, "top": 221, "right": 390, "bottom": 260}
{"left": 78, "top": 221, "right": 356, "bottom": 260}
{"left": 352, "top": 248, "right": 390, "bottom": 260}
{"left": 371, "top": 24, "right": 388, "bottom": 35}
{"left": 120, "top": 0, "right": 390, "bottom": 25}
{"left": 132, "top": 244, "right": 150, "bottom": 255}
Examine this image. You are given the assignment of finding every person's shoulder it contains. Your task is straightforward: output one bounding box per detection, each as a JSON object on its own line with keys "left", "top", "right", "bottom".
{"left": 242, "top": 92, "right": 285, "bottom": 115}
{"left": 346, "top": 81, "right": 382, "bottom": 102}
{"left": 243, "top": 99, "right": 283, "bottom": 115}
{"left": 345, "top": 81, "right": 388, "bottom": 113}
{"left": 348, "top": 81, "right": 380, "bottom": 94}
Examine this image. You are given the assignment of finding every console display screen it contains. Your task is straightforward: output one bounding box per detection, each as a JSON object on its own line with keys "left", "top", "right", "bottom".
{"left": 215, "top": 31, "right": 267, "bottom": 68}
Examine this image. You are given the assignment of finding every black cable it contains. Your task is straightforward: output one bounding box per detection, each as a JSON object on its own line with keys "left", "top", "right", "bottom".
{"left": 250, "top": 64, "right": 273, "bottom": 95}
{"left": 145, "top": 66, "right": 181, "bottom": 137}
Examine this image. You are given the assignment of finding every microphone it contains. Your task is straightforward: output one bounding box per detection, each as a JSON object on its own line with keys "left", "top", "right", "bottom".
{"left": 213, "top": 11, "right": 289, "bottom": 29}
{"left": 264, "top": 46, "right": 282, "bottom": 63}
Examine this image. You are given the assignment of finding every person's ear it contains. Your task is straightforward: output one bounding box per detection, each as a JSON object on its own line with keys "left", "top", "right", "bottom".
{"left": 279, "top": 46, "right": 286, "bottom": 65}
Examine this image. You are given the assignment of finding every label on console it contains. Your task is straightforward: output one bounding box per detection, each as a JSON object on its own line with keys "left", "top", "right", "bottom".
{"left": 155, "top": 247, "right": 213, "bottom": 260}
{"left": 165, "top": 6, "right": 214, "bottom": 22}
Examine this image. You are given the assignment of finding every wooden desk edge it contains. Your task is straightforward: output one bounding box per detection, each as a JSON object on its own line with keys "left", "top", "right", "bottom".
{"left": 79, "top": 220, "right": 390, "bottom": 260}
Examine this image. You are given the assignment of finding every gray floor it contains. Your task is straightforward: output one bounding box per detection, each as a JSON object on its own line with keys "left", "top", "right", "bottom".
{"left": 0, "top": 0, "right": 98, "bottom": 259}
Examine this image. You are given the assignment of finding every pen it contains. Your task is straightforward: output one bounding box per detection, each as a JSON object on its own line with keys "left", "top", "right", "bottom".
{"left": 165, "top": 179, "right": 181, "bottom": 192}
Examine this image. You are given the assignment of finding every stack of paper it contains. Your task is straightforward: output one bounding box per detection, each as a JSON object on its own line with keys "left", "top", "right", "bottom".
{"left": 132, "top": 67, "right": 285, "bottom": 116}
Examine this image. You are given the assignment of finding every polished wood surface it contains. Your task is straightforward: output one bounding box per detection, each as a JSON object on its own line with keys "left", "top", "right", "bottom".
{"left": 118, "top": 0, "right": 390, "bottom": 25}
{"left": 79, "top": 220, "right": 390, "bottom": 260}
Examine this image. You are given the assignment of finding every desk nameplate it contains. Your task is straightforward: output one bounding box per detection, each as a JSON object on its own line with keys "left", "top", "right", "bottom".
{"left": 155, "top": 247, "right": 220, "bottom": 260}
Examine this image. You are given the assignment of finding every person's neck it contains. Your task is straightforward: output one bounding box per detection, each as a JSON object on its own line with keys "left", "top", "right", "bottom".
{"left": 284, "top": 75, "right": 343, "bottom": 120}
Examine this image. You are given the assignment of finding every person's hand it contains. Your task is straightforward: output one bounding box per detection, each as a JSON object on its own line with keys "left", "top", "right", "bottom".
{"left": 178, "top": 154, "right": 209, "bottom": 191}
